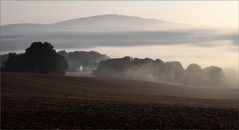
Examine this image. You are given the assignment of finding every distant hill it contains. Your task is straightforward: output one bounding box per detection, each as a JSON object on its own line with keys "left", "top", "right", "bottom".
{"left": 49, "top": 14, "right": 187, "bottom": 32}
{"left": 0, "top": 14, "right": 192, "bottom": 52}
{"left": 1, "top": 14, "right": 236, "bottom": 55}
{"left": 1, "top": 14, "right": 187, "bottom": 34}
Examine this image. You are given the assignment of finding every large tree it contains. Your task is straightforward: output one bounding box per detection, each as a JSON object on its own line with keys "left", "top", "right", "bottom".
{"left": 4, "top": 42, "right": 68, "bottom": 75}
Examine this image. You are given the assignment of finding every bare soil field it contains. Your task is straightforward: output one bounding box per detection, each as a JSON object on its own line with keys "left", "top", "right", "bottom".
{"left": 1, "top": 72, "right": 239, "bottom": 129}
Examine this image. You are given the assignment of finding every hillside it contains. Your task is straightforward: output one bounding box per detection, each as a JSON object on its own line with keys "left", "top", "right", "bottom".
{"left": 1, "top": 72, "right": 238, "bottom": 129}
{"left": 2, "top": 72, "right": 238, "bottom": 108}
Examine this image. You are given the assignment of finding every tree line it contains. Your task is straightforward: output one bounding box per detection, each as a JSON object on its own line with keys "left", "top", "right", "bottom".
{"left": 1, "top": 41, "right": 229, "bottom": 87}
{"left": 94, "top": 56, "right": 225, "bottom": 86}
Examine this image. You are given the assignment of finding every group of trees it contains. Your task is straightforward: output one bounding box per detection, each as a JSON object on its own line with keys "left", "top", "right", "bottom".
{"left": 58, "top": 50, "right": 109, "bottom": 72}
{"left": 2, "top": 42, "right": 68, "bottom": 75}
{"left": 1, "top": 43, "right": 110, "bottom": 74}
{"left": 94, "top": 56, "right": 224, "bottom": 86}
{"left": 0, "top": 41, "right": 228, "bottom": 87}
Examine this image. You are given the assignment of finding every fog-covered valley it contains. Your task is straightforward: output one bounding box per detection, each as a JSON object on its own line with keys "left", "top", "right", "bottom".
{"left": 1, "top": 14, "right": 238, "bottom": 89}
{"left": 1, "top": 1, "right": 239, "bottom": 128}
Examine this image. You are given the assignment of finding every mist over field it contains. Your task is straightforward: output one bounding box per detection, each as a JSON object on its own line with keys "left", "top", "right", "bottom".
{"left": 71, "top": 41, "right": 237, "bottom": 71}
{"left": 1, "top": 1, "right": 239, "bottom": 129}
{"left": 1, "top": 14, "right": 238, "bottom": 89}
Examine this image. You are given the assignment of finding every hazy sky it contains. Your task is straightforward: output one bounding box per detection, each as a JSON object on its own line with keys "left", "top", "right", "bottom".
{"left": 0, "top": 1, "right": 238, "bottom": 71}
{"left": 1, "top": 1, "right": 238, "bottom": 29}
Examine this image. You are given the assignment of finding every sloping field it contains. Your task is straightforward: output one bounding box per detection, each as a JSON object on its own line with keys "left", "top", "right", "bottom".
{"left": 1, "top": 72, "right": 238, "bottom": 108}
{"left": 1, "top": 72, "right": 239, "bottom": 129}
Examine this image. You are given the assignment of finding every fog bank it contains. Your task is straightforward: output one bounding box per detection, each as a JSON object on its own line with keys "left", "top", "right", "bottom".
{"left": 66, "top": 42, "right": 238, "bottom": 72}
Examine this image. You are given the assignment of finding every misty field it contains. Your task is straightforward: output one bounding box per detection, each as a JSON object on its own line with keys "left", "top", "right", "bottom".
{"left": 1, "top": 72, "right": 239, "bottom": 129}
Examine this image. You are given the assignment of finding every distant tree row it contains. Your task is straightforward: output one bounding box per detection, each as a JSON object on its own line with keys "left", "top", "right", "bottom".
{"left": 0, "top": 41, "right": 227, "bottom": 87}
{"left": 58, "top": 50, "right": 109, "bottom": 72}
{"left": 2, "top": 42, "right": 68, "bottom": 75}
{"left": 94, "top": 56, "right": 224, "bottom": 87}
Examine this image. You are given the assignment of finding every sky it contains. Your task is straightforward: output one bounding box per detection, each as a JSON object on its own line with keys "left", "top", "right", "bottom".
{"left": 1, "top": 1, "right": 238, "bottom": 29}
{"left": 0, "top": 1, "right": 238, "bottom": 71}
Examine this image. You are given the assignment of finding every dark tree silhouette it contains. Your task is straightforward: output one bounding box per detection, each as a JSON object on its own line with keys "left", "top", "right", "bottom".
{"left": 95, "top": 57, "right": 225, "bottom": 86}
{"left": 4, "top": 42, "right": 68, "bottom": 75}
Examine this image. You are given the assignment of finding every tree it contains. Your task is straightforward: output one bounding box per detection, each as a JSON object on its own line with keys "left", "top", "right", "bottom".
{"left": 186, "top": 63, "right": 204, "bottom": 84}
{"left": 203, "top": 66, "right": 224, "bottom": 86}
{"left": 4, "top": 42, "right": 68, "bottom": 75}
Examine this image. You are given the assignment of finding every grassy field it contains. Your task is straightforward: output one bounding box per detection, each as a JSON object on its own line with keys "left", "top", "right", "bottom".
{"left": 1, "top": 72, "right": 239, "bottom": 129}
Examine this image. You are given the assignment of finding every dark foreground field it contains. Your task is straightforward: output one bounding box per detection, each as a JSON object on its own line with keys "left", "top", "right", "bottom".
{"left": 1, "top": 72, "right": 239, "bottom": 129}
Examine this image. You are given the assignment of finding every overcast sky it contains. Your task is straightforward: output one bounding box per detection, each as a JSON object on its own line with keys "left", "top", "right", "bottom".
{"left": 1, "top": 1, "right": 238, "bottom": 29}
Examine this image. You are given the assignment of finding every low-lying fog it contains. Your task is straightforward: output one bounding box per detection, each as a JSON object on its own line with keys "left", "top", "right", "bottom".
{"left": 63, "top": 41, "right": 238, "bottom": 72}
{"left": 62, "top": 42, "right": 238, "bottom": 89}
{"left": 1, "top": 14, "right": 238, "bottom": 89}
